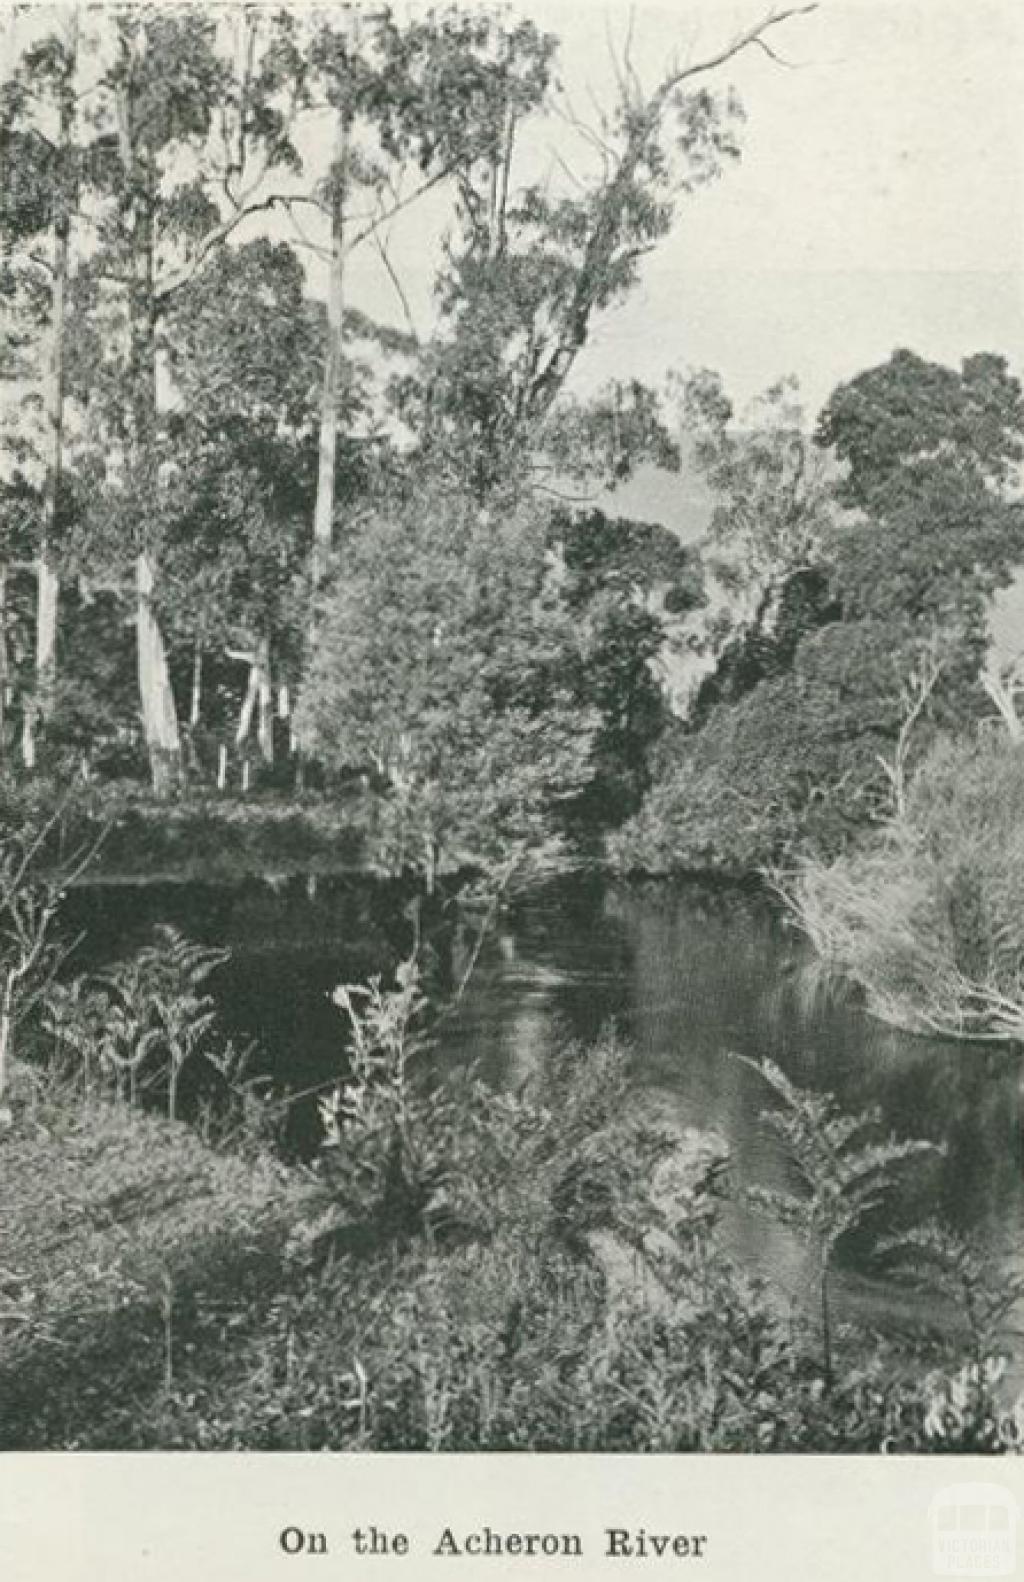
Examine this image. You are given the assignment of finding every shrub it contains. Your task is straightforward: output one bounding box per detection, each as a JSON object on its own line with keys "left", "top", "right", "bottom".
{"left": 5, "top": 950, "right": 1022, "bottom": 1453}
{"left": 781, "top": 732, "right": 1024, "bottom": 1040}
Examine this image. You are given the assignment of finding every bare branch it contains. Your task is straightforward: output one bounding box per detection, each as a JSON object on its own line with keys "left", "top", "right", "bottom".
{"left": 532, "top": 478, "right": 604, "bottom": 505}
{"left": 666, "top": 4, "right": 818, "bottom": 90}
{"left": 525, "top": 4, "right": 818, "bottom": 426}
{"left": 546, "top": 144, "right": 588, "bottom": 194}
{"left": 549, "top": 97, "right": 614, "bottom": 185}
{"left": 751, "top": 35, "right": 797, "bottom": 67}
{"left": 345, "top": 164, "right": 457, "bottom": 256}
{"left": 154, "top": 193, "right": 326, "bottom": 302}
{"left": 371, "top": 221, "right": 419, "bottom": 346}
{"left": 24, "top": 250, "right": 55, "bottom": 278}
{"left": 622, "top": 4, "right": 643, "bottom": 101}
{"left": 276, "top": 193, "right": 332, "bottom": 261}
{"left": 604, "top": 10, "right": 631, "bottom": 104}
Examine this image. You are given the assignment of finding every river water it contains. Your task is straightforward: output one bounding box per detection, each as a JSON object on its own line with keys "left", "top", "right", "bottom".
{"left": 67, "top": 873, "right": 1024, "bottom": 1358}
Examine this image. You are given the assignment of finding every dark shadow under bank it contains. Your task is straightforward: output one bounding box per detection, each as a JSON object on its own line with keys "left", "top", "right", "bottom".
{"left": 10, "top": 863, "right": 1024, "bottom": 1447}
{"left": 15, "top": 765, "right": 773, "bottom": 890}
{"left": 60, "top": 865, "right": 1023, "bottom": 1248}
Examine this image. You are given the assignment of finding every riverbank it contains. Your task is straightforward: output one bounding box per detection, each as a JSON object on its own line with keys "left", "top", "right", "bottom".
{"left": 4, "top": 1043, "right": 1019, "bottom": 1452}
{"left": 4, "top": 769, "right": 775, "bottom": 892}
{"left": 4, "top": 840, "right": 1023, "bottom": 1452}
{"left": 2, "top": 778, "right": 383, "bottom": 885}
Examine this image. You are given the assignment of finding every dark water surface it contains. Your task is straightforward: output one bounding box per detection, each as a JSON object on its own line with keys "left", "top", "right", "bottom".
{"left": 67, "top": 873, "right": 1024, "bottom": 1354}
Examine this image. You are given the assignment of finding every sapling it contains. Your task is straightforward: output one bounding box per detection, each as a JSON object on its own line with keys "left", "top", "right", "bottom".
{"left": 0, "top": 799, "right": 102, "bottom": 1112}
{"left": 46, "top": 926, "right": 231, "bottom": 1119}
{"left": 131, "top": 927, "right": 229, "bottom": 1122}
{"left": 734, "top": 1054, "right": 942, "bottom": 1384}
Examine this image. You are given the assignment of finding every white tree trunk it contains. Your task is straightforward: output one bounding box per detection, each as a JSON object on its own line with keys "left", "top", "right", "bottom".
{"left": 116, "top": 20, "right": 181, "bottom": 796}
{"left": 256, "top": 631, "right": 273, "bottom": 763}
{"left": 136, "top": 550, "right": 181, "bottom": 793}
{"left": 312, "top": 114, "right": 347, "bottom": 588}
{"left": 234, "top": 633, "right": 274, "bottom": 763}
{"left": 189, "top": 641, "right": 202, "bottom": 728}
{"left": 235, "top": 662, "right": 258, "bottom": 748}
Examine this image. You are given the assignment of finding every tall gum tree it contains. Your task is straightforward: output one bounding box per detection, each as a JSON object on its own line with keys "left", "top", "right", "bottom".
{"left": 0, "top": 12, "right": 81, "bottom": 768}
{"left": 77, "top": 5, "right": 309, "bottom": 792}
{"left": 302, "top": 9, "right": 557, "bottom": 589}
{"left": 406, "top": 5, "right": 818, "bottom": 501}
{"left": 33, "top": 18, "right": 76, "bottom": 768}
{"left": 296, "top": 5, "right": 819, "bottom": 837}
{"left": 160, "top": 238, "right": 324, "bottom": 765}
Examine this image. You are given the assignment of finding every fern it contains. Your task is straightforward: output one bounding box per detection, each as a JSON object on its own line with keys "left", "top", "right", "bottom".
{"left": 735, "top": 1053, "right": 943, "bottom": 1381}
{"left": 876, "top": 1221, "right": 1024, "bottom": 1363}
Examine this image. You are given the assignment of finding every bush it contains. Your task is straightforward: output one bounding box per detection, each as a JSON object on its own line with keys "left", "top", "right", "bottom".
{"left": 297, "top": 488, "right": 599, "bottom": 879}
{"left": 782, "top": 732, "right": 1024, "bottom": 1039}
{"left": 4, "top": 955, "right": 1022, "bottom": 1452}
{"left": 610, "top": 622, "right": 927, "bottom": 875}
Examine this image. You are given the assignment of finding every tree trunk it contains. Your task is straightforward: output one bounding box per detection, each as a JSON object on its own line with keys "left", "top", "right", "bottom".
{"left": 234, "top": 634, "right": 273, "bottom": 764}
{"left": 116, "top": 23, "right": 181, "bottom": 796}
{"left": 235, "top": 661, "right": 257, "bottom": 750}
{"left": 0, "top": 974, "right": 12, "bottom": 1106}
{"left": 24, "top": 15, "right": 77, "bottom": 769}
{"left": 234, "top": 635, "right": 273, "bottom": 772}
{"left": 311, "top": 114, "right": 348, "bottom": 589}
{"left": 256, "top": 630, "right": 273, "bottom": 763}
{"left": 136, "top": 550, "right": 180, "bottom": 794}
{"left": 37, "top": 26, "right": 74, "bottom": 724}
{"left": 189, "top": 641, "right": 202, "bottom": 729}
{"left": 28, "top": 236, "right": 66, "bottom": 766}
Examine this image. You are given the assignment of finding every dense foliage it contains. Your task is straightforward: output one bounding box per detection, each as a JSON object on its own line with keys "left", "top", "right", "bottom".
{"left": 6, "top": 4, "right": 1022, "bottom": 909}
{"left": 3, "top": 960, "right": 1022, "bottom": 1453}
{"left": 0, "top": 0, "right": 786, "bottom": 823}
{"left": 296, "top": 489, "right": 599, "bottom": 875}
{"left": 2, "top": 0, "right": 1023, "bottom": 1466}
{"left": 616, "top": 351, "right": 1024, "bottom": 875}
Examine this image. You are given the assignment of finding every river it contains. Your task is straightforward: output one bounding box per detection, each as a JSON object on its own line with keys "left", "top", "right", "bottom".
{"left": 66, "top": 872, "right": 1024, "bottom": 1363}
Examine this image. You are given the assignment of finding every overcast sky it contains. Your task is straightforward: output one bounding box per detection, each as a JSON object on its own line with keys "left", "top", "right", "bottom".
{"left": 7, "top": 0, "right": 1022, "bottom": 423}
{"left": 587, "top": 0, "right": 1024, "bottom": 416}
{"left": 331, "top": 0, "right": 1024, "bottom": 421}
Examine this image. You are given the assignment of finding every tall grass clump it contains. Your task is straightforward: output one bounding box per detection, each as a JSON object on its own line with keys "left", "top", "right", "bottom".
{"left": 779, "top": 733, "right": 1024, "bottom": 1041}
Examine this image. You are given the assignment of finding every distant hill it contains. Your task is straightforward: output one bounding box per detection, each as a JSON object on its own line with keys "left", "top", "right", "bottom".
{"left": 595, "top": 452, "right": 1024, "bottom": 713}
{"left": 599, "top": 457, "right": 714, "bottom": 544}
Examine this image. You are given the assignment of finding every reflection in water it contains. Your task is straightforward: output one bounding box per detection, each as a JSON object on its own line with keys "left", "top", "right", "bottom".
{"left": 67, "top": 873, "right": 1023, "bottom": 1352}
{"left": 448, "top": 877, "right": 1024, "bottom": 1350}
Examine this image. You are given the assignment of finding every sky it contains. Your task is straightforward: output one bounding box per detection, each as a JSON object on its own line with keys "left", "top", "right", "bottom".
{"left": 326, "top": 0, "right": 1024, "bottom": 421}
{"left": 7, "top": 0, "right": 1022, "bottom": 422}
{"left": 553, "top": 0, "right": 1024, "bottom": 416}
{"left": 6, "top": 0, "right": 1023, "bottom": 663}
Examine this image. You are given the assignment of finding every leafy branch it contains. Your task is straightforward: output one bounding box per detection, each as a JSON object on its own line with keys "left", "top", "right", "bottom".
{"left": 734, "top": 1053, "right": 942, "bottom": 1383}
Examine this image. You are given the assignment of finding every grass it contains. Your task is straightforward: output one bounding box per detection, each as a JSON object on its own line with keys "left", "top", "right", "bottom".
{"left": 80, "top": 788, "right": 374, "bottom": 883}
{"left": 2, "top": 1029, "right": 1022, "bottom": 1453}
{"left": 0, "top": 772, "right": 386, "bottom": 885}
{"left": 0, "top": 1064, "right": 317, "bottom": 1448}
